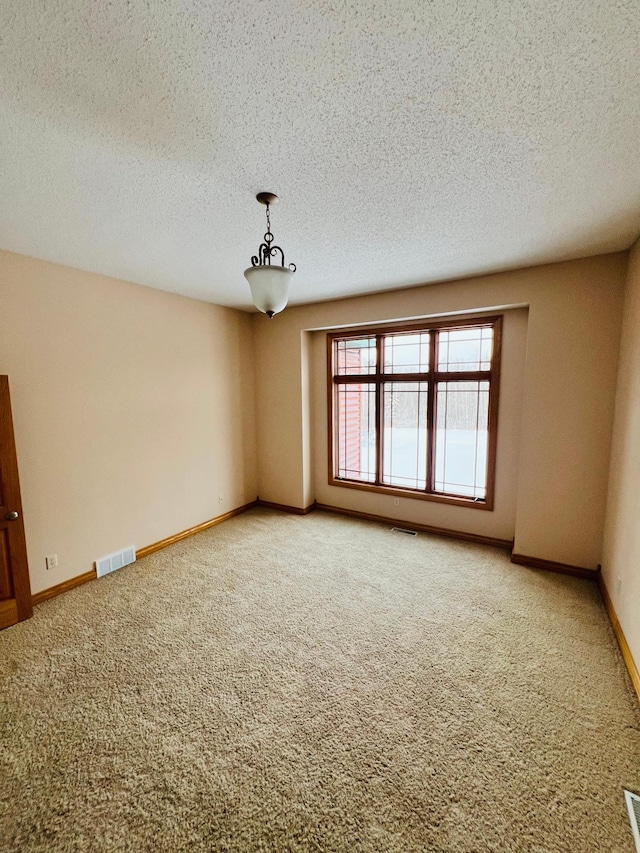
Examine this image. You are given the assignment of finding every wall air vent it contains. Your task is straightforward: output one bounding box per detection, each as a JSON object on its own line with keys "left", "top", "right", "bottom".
{"left": 95, "top": 546, "right": 136, "bottom": 578}
{"left": 625, "top": 790, "right": 640, "bottom": 853}
{"left": 391, "top": 527, "right": 418, "bottom": 536}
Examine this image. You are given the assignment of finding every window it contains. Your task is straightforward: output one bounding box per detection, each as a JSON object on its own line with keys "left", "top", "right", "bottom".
{"left": 328, "top": 316, "right": 502, "bottom": 509}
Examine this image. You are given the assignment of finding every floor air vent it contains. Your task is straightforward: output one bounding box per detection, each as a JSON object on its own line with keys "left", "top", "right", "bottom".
{"left": 625, "top": 790, "right": 640, "bottom": 852}
{"left": 391, "top": 527, "right": 418, "bottom": 536}
{"left": 96, "top": 546, "right": 136, "bottom": 578}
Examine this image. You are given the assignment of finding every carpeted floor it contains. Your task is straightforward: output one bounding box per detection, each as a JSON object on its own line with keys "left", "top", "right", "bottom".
{"left": 1, "top": 508, "right": 639, "bottom": 852}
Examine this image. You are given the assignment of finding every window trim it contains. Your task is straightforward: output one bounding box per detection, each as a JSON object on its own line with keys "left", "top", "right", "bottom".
{"left": 327, "top": 315, "right": 503, "bottom": 511}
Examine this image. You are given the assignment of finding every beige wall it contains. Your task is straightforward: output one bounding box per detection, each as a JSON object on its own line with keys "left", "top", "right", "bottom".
{"left": 602, "top": 238, "right": 640, "bottom": 670}
{"left": 0, "top": 250, "right": 257, "bottom": 594}
{"left": 1, "top": 247, "right": 630, "bottom": 597}
{"left": 310, "top": 308, "right": 528, "bottom": 542}
{"left": 253, "top": 253, "right": 627, "bottom": 569}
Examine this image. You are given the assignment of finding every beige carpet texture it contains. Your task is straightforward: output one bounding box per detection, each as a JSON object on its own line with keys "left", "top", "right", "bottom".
{"left": 1, "top": 508, "right": 639, "bottom": 852}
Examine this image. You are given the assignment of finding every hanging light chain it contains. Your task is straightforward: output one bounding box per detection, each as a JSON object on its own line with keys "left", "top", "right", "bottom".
{"left": 265, "top": 203, "right": 272, "bottom": 243}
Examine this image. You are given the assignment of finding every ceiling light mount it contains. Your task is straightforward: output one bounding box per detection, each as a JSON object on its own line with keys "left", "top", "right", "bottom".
{"left": 255, "top": 191, "right": 279, "bottom": 207}
{"left": 244, "top": 191, "right": 296, "bottom": 318}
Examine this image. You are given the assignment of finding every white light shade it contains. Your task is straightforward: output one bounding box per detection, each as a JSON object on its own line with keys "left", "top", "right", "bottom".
{"left": 244, "top": 265, "right": 294, "bottom": 317}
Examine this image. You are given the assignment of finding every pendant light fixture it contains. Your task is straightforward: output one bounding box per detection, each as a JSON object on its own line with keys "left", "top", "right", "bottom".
{"left": 244, "top": 192, "right": 296, "bottom": 318}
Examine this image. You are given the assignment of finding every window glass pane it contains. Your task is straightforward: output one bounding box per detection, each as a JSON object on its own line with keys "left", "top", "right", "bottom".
{"left": 382, "top": 332, "right": 430, "bottom": 374}
{"left": 335, "top": 383, "right": 376, "bottom": 482}
{"left": 434, "top": 381, "right": 489, "bottom": 498}
{"left": 438, "top": 327, "right": 493, "bottom": 372}
{"left": 382, "top": 382, "right": 428, "bottom": 489}
{"left": 335, "top": 338, "right": 376, "bottom": 375}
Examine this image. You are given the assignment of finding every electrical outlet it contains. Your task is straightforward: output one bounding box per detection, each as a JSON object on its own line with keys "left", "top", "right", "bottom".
{"left": 218, "top": 495, "right": 223, "bottom": 504}
{"left": 45, "top": 554, "right": 58, "bottom": 571}
{"left": 393, "top": 498, "right": 400, "bottom": 506}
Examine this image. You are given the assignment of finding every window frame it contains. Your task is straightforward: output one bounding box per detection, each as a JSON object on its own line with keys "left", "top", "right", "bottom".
{"left": 327, "top": 315, "right": 503, "bottom": 511}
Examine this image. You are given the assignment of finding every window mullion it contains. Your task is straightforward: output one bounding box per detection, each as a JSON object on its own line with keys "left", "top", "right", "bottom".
{"left": 433, "top": 370, "right": 489, "bottom": 382}
{"left": 332, "top": 374, "right": 377, "bottom": 384}
{"left": 426, "top": 330, "right": 437, "bottom": 493}
{"left": 375, "top": 334, "right": 383, "bottom": 486}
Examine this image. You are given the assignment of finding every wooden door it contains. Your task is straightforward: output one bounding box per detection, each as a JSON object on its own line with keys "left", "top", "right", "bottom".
{"left": 0, "top": 376, "right": 32, "bottom": 628}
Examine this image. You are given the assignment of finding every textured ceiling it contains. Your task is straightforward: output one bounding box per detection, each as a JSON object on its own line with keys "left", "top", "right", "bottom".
{"left": 1, "top": 1, "right": 639, "bottom": 310}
